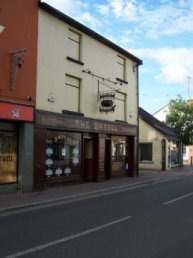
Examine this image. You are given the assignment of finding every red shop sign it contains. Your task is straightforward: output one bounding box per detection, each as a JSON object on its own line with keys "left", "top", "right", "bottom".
{"left": 0, "top": 102, "right": 34, "bottom": 121}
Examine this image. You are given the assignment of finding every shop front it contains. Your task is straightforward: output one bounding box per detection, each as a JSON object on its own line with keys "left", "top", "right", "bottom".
{"left": 34, "top": 110, "right": 138, "bottom": 188}
{"left": 45, "top": 131, "right": 81, "bottom": 180}
{"left": 0, "top": 127, "right": 17, "bottom": 184}
{"left": 0, "top": 102, "right": 34, "bottom": 193}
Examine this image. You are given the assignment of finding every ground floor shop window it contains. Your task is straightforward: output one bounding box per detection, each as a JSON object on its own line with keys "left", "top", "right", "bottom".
{"left": 45, "top": 131, "right": 81, "bottom": 178}
{"left": 112, "top": 136, "right": 126, "bottom": 161}
{"left": 0, "top": 132, "right": 17, "bottom": 183}
{"left": 139, "top": 143, "right": 152, "bottom": 162}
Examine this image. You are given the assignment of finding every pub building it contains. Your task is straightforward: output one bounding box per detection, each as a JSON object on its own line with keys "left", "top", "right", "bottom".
{"left": 34, "top": 2, "right": 142, "bottom": 189}
{"left": 34, "top": 109, "right": 138, "bottom": 187}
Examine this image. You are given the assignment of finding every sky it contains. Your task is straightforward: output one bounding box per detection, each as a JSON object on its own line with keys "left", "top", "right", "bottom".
{"left": 43, "top": 0, "right": 193, "bottom": 114}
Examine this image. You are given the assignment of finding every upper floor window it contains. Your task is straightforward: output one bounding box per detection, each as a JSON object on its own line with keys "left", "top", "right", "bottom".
{"left": 117, "top": 55, "right": 126, "bottom": 80}
{"left": 65, "top": 75, "right": 80, "bottom": 112}
{"left": 68, "top": 29, "right": 81, "bottom": 62}
{"left": 116, "top": 55, "right": 128, "bottom": 85}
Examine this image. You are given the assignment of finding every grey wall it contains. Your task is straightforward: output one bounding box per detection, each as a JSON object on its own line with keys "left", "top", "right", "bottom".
{"left": 18, "top": 122, "right": 34, "bottom": 192}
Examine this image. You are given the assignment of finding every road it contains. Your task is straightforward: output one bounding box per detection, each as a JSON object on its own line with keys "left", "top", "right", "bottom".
{"left": 1, "top": 174, "right": 193, "bottom": 258}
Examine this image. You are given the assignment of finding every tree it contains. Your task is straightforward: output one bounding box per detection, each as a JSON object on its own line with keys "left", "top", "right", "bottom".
{"left": 165, "top": 95, "right": 193, "bottom": 145}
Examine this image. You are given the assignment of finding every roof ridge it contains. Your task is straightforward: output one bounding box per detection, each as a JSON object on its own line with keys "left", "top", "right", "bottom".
{"left": 139, "top": 107, "right": 180, "bottom": 138}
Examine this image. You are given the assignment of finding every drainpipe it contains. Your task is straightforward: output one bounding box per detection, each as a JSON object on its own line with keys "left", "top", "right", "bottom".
{"left": 136, "top": 63, "right": 140, "bottom": 177}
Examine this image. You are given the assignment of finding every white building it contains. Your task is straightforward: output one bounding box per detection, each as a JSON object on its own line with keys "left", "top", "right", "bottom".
{"left": 153, "top": 104, "right": 169, "bottom": 122}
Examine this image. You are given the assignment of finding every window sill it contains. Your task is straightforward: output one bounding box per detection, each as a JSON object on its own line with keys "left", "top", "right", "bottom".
{"left": 139, "top": 161, "right": 153, "bottom": 164}
{"left": 115, "top": 120, "right": 128, "bottom": 124}
{"left": 66, "top": 56, "right": 84, "bottom": 65}
{"left": 62, "top": 110, "right": 84, "bottom": 117}
{"left": 112, "top": 159, "right": 126, "bottom": 162}
{"left": 116, "top": 78, "right": 128, "bottom": 84}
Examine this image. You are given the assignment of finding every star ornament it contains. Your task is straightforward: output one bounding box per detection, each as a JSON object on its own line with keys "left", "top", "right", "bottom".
{"left": 12, "top": 108, "right": 21, "bottom": 118}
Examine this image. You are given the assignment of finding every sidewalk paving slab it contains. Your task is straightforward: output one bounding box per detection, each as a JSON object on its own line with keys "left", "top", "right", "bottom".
{"left": 0, "top": 166, "right": 193, "bottom": 214}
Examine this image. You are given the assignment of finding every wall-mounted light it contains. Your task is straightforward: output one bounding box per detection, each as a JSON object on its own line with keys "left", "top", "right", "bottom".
{"left": 82, "top": 69, "right": 91, "bottom": 74}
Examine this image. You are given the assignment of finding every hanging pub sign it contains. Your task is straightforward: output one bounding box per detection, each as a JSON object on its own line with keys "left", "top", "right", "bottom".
{"left": 98, "top": 92, "right": 116, "bottom": 112}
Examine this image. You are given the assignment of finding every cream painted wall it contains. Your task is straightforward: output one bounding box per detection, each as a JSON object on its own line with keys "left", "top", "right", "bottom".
{"left": 139, "top": 118, "right": 168, "bottom": 170}
{"left": 37, "top": 10, "right": 138, "bottom": 125}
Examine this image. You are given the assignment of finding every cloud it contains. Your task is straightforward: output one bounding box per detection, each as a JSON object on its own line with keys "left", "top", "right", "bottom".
{"left": 120, "top": 34, "right": 135, "bottom": 44}
{"left": 96, "top": 0, "right": 142, "bottom": 22}
{"left": 95, "top": 3, "right": 110, "bottom": 15}
{"left": 130, "top": 47, "right": 193, "bottom": 85}
{"left": 44, "top": 0, "right": 193, "bottom": 41}
{"left": 77, "top": 12, "right": 102, "bottom": 30}
{"left": 156, "top": 62, "right": 188, "bottom": 84}
{"left": 143, "top": 3, "right": 193, "bottom": 38}
{"left": 44, "top": 0, "right": 103, "bottom": 30}
{"left": 95, "top": 0, "right": 193, "bottom": 39}
{"left": 43, "top": 0, "right": 86, "bottom": 15}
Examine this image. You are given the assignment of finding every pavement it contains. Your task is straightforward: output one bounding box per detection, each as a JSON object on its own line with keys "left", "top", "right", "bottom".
{"left": 0, "top": 165, "right": 193, "bottom": 214}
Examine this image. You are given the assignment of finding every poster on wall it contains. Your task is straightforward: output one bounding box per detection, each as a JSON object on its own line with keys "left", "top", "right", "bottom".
{"left": 0, "top": 153, "right": 17, "bottom": 183}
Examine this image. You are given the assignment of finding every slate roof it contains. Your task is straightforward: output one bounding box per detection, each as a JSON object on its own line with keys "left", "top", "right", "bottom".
{"left": 139, "top": 107, "right": 181, "bottom": 140}
{"left": 39, "top": 1, "right": 142, "bottom": 65}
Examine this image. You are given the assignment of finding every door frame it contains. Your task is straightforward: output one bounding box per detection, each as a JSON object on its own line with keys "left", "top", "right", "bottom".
{"left": 83, "top": 134, "right": 98, "bottom": 182}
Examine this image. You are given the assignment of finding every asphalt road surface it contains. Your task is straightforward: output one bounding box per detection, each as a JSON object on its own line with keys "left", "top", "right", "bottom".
{"left": 1, "top": 174, "right": 193, "bottom": 258}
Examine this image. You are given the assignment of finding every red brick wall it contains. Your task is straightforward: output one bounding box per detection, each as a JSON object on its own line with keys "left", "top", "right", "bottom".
{"left": 0, "top": 0, "right": 38, "bottom": 106}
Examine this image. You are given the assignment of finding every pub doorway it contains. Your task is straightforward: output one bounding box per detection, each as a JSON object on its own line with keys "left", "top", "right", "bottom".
{"left": 83, "top": 135, "right": 97, "bottom": 182}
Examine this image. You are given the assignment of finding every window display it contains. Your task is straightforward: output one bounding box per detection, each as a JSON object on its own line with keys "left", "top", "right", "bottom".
{"left": 45, "top": 132, "right": 81, "bottom": 178}
{"left": 0, "top": 132, "right": 17, "bottom": 183}
{"left": 112, "top": 136, "right": 126, "bottom": 161}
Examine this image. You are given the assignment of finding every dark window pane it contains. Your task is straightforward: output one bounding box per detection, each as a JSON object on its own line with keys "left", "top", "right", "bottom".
{"left": 139, "top": 143, "right": 152, "bottom": 161}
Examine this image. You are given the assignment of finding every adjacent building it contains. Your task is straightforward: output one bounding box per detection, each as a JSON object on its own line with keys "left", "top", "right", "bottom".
{"left": 153, "top": 99, "right": 193, "bottom": 165}
{"left": 139, "top": 107, "right": 183, "bottom": 171}
{"left": 153, "top": 104, "right": 169, "bottom": 122}
{"left": 0, "top": 0, "right": 38, "bottom": 193}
